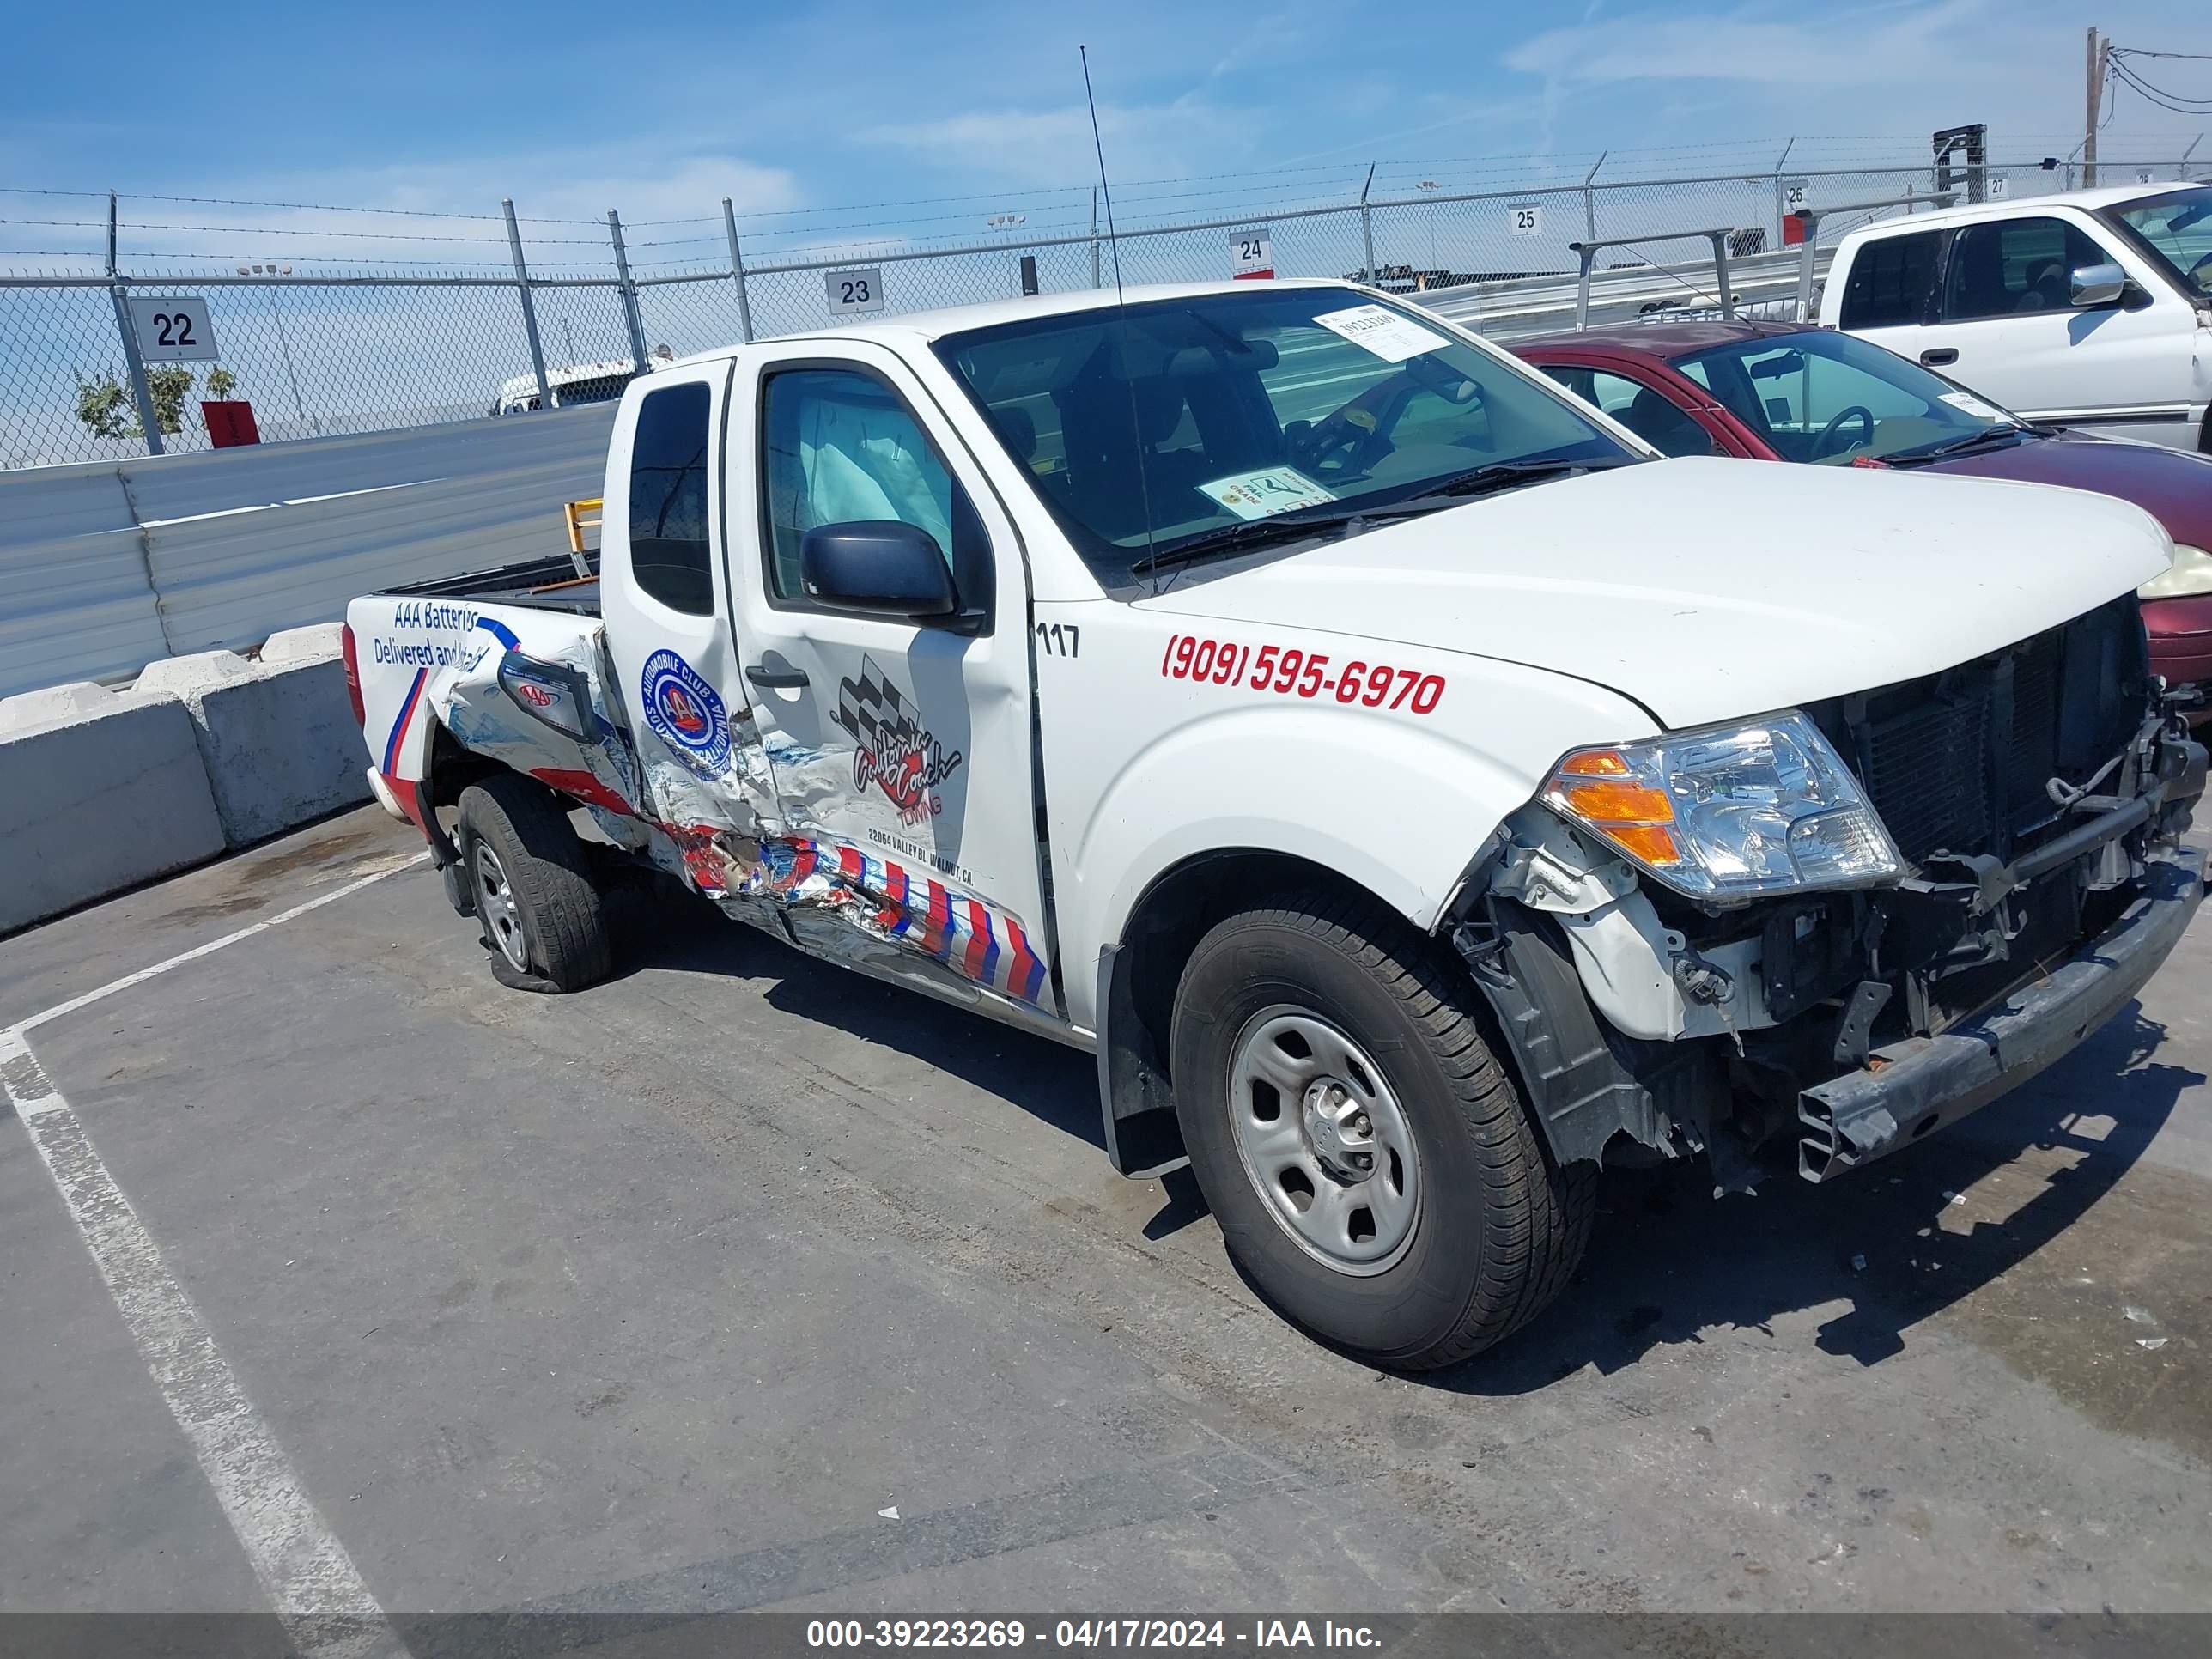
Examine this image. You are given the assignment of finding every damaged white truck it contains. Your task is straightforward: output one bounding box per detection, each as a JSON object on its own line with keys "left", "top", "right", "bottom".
{"left": 345, "top": 279, "right": 2206, "bottom": 1368}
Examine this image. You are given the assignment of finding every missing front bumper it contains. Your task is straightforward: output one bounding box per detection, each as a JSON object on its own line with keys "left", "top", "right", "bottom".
{"left": 1796, "top": 845, "right": 2205, "bottom": 1182}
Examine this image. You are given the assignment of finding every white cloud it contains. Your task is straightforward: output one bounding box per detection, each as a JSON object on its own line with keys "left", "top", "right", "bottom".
{"left": 860, "top": 100, "right": 1252, "bottom": 191}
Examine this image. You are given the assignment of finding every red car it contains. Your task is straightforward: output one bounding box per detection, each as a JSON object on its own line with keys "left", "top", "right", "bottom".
{"left": 1511, "top": 321, "right": 2212, "bottom": 718}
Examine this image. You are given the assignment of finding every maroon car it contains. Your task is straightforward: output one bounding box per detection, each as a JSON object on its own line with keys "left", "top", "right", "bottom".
{"left": 1511, "top": 321, "right": 2212, "bottom": 717}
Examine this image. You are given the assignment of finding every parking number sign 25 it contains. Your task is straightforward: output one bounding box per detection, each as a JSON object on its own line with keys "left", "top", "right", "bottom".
{"left": 825, "top": 267, "right": 885, "bottom": 315}
{"left": 1509, "top": 203, "right": 1542, "bottom": 237}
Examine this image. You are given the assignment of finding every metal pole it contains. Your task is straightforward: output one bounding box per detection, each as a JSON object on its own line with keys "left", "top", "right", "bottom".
{"left": 722, "top": 197, "right": 754, "bottom": 344}
{"left": 1796, "top": 210, "right": 1820, "bottom": 321}
{"left": 1572, "top": 244, "right": 1596, "bottom": 331}
{"left": 1771, "top": 137, "right": 1794, "bottom": 242}
{"left": 504, "top": 199, "right": 554, "bottom": 410}
{"left": 1359, "top": 163, "right": 1376, "bottom": 282}
{"left": 1584, "top": 149, "right": 1607, "bottom": 245}
{"left": 607, "top": 210, "right": 650, "bottom": 373}
{"left": 2183, "top": 134, "right": 2203, "bottom": 178}
{"left": 1089, "top": 186, "right": 1102, "bottom": 288}
{"left": 1709, "top": 231, "right": 1735, "bottom": 322}
{"left": 105, "top": 192, "right": 163, "bottom": 456}
{"left": 2083, "top": 27, "right": 2103, "bottom": 190}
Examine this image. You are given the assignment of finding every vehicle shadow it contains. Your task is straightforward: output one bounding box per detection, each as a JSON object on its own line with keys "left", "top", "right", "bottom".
{"left": 1439, "top": 1004, "right": 2198, "bottom": 1395}
{"left": 602, "top": 874, "right": 1109, "bottom": 1155}
{"left": 604, "top": 878, "right": 2199, "bottom": 1391}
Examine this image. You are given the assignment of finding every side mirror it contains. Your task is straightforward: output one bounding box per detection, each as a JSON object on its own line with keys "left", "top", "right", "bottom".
{"left": 800, "top": 521, "right": 959, "bottom": 620}
{"left": 2069, "top": 263, "right": 2126, "bottom": 308}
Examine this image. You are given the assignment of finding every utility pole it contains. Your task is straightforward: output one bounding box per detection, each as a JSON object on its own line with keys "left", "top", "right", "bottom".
{"left": 2084, "top": 26, "right": 2107, "bottom": 188}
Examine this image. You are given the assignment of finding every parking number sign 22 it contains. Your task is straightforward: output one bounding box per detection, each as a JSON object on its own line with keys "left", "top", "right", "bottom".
{"left": 826, "top": 267, "right": 885, "bottom": 315}
{"left": 126, "top": 295, "right": 218, "bottom": 361}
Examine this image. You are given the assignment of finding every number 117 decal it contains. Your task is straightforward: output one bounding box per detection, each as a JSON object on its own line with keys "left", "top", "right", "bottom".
{"left": 1035, "top": 622, "right": 1079, "bottom": 659}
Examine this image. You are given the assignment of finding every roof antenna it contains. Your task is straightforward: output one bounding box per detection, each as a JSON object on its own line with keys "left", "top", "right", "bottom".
{"left": 1079, "top": 45, "right": 1162, "bottom": 590}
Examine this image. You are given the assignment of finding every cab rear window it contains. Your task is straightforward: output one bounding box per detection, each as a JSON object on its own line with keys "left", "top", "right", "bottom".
{"left": 1838, "top": 230, "right": 1942, "bottom": 329}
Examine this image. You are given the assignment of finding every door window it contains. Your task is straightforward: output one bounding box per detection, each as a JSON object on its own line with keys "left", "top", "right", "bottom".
{"left": 1941, "top": 216, "right": 2111, "bottom": 320}
{"left": 760, "top": 367, "right": 988, "bottom": 617}
{"left": 1838, "top": 229, "right": 1942, "bottom": 329}
{"left": 627, "top": 382, "right": 715, "bottom": 616}
{"left": 1540, "top": 364, "right": 1712, "bottom": 456}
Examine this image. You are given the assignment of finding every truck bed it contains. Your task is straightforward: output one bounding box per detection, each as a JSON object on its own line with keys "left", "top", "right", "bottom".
{"left": 384, "top": 551, "right": 602, "bottom": 616}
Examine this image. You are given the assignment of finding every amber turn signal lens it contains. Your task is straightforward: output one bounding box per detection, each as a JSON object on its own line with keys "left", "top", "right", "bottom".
{"left": 1557, "top": 749, "right": 1631, "bottom": 776}
{"left": 1559, "top": 781, "right": 1674, "bottom": 823}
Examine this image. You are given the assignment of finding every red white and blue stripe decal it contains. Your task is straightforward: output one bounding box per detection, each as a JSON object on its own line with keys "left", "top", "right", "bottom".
{"left": 380, "top": 667, "right": 429, "bottom": 775}
{"left": 751, "top": 835, "right": 1048, "bottom": 1006}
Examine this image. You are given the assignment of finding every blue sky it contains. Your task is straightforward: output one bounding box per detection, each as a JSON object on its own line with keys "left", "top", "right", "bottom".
{"left": 6, "top": 0, "right": 2206, "bottom": 241}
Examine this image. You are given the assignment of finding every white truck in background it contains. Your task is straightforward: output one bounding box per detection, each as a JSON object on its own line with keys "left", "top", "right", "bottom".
{"left": 346, "top": 279, "right": 2204, "bottom": 1368}
{"left": 495, "top": 348, "right": 674, "bottom": 416}
{"left": 1821, "top": 180, "right": 2212, "bottom": 450}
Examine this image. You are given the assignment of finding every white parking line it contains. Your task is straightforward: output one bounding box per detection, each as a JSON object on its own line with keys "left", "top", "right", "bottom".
{"left": 0, "top": 1027, "right": 407, "bottom": 1657}
{"left": 21, "top": 851, "right": 428, "bottom": 1034}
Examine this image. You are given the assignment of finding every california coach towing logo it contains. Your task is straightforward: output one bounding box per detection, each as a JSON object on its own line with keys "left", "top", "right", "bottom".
{"left": 834, "top": 657, "right": 963, "bottom": 824}
{"left": 641, "top": 649, "right": 731, "bottom": 775}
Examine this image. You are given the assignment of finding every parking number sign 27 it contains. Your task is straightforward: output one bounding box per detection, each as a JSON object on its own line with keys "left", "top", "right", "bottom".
{"left": 825, "top": 268, "right": 885, "bottom": 316}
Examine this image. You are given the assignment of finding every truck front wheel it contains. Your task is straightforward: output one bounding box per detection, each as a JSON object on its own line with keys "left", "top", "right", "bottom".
{"left": 1170, "top": 891, "right": 1594, "bottom": 1370}
{"left": 455, "top": 775, "right": 611, "bottom": 994}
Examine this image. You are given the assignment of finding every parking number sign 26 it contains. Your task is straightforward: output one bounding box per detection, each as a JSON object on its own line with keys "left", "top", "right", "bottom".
{"left": 825, "top": 267, "right": 885, "bottom": 316}
{"left": 1509, "top": 203, "right": 1542, "bottom": 237}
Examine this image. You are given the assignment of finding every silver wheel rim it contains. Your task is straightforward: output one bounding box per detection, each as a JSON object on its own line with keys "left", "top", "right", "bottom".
{"left": 474, "top": 842, "right": 530, "bottom": 972}
{"left": 1227, "top": 1006, "right": 1420, "bottom": 1276}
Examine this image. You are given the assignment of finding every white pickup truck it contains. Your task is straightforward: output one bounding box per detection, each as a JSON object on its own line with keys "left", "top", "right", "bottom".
{"left": 346, "top": 278, "right": 2205, "bottom": 1368}
{"left": 1820, "top": 181, "right": 2212, "bottom": 451}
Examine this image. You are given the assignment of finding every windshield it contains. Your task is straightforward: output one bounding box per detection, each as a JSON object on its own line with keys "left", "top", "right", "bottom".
{"left": 1673, "top": 327, "right": 2022, "bottom": 465}
{"left": 933, "top": 286, "right": 1633, "bottom": 585}
{"left": 2102, "top": 185, "right": 2212, "bottom": 301}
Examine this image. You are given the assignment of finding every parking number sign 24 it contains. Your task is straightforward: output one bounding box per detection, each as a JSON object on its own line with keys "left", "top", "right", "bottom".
{"left": 1231, "top": 232, "right": 1273, "bottom": 279}
{"left": 825, "top": 267, "right": 885, "bottom": 315}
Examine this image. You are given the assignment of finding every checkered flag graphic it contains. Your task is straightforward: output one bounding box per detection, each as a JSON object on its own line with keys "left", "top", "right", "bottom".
{"left": 833, "top": 655, "right": 918, "bottom": 757}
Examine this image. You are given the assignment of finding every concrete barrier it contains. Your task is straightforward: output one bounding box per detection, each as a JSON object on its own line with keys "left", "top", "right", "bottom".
{"left": 135, "top": 627, "right": 372, "bottom": 848}
{"left": 0, "top": 683, "right": 227, "bottom": 934}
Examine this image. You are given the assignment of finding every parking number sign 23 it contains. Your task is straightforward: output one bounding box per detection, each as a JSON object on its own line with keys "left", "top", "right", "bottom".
{"left": 825, "top": 267, "right": 885, "bottom": 316}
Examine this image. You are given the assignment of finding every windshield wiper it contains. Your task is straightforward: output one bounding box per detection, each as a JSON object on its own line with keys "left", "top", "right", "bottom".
{"left": 1128, "top": 506, "right": 1375, "bottom": 575}
{"left": 1391, "top": 454, "right": 1640, "bottom": 503}
{"left": 1127, "top": 457, "right": 1638, "bottom": 577}
{"left": 1885, "top": 424, "right": 2038, "bottom": 466}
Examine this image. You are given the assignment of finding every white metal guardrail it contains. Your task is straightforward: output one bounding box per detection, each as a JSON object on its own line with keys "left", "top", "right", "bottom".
{"left": 0, "top": 403, "right": 614, "bottom": 700}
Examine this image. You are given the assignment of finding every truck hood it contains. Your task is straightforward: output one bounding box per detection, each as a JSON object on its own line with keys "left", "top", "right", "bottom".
{"left": 1139, "top": 456, "right": 2173, "bottom": 730}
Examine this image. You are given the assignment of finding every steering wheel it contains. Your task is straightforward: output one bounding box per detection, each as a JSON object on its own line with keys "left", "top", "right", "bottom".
{"left": 1812, "top": 404, "right": 1876, "bottom": 460}
{"left": 2187, "top": 252, "right": 2212, "bottom": 290}
{"left": 1290, "top": 413, "right": 1386, "bottom": 477}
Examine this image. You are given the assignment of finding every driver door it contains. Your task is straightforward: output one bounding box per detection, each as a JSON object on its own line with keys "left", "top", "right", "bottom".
{"left": 722, "top": 342, "right": 1059, "bottom": 1017}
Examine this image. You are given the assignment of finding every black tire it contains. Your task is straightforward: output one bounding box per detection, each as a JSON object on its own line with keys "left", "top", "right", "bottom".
{"left": 1170, "top": 890, "right": 1595, "bottom": 1370}
{"left": 455, "top": 774, "right": 611, "bottom": 994}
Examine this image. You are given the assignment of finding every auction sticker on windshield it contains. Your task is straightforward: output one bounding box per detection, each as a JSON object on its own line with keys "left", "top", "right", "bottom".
{"left": 1198, "top": 465, "right": 1337, "bottom": 520}
{"left": 1314, "top": 303, "right": 1449, "bottom": 363}
{"left": 1938, "top": 390, "right": 2013, "bottom": 423}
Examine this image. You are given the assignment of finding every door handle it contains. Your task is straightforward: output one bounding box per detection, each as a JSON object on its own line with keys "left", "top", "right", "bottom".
{"left": 745, "top": 664, "right": 810, "bottom": 690}
{"left": 1919, "top": 348, "right": 1959, "bottom": 367}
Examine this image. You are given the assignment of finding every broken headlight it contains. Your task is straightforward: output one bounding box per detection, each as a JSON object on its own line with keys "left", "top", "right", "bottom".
{"left": 1540, "top": 711, "right": 1903, "bottom": 902}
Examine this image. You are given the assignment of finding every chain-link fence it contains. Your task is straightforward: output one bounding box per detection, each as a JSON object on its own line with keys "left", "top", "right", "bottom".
{"left": 5, "top": 153, "right": 2206, "bottom": 471}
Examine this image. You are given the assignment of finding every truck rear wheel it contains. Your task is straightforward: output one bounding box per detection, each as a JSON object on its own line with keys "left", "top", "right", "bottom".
{"left": 455, "top": 775, "right": 611, "bottom": 994}
{"left": 1170, "top": 890, "right": 1594, "bottom": 1370}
